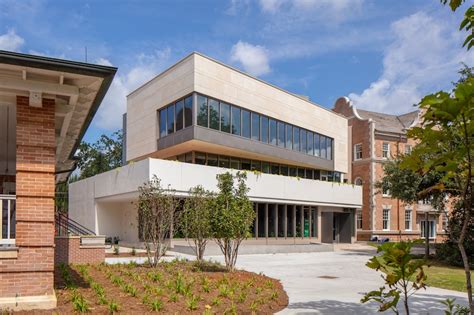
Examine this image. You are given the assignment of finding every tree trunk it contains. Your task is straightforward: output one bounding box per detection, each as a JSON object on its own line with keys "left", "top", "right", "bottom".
{"left": 424, "top": 212, "right": 430, "bottom": 260}
{"left": 458, "top": 198, "right": 473, "bottom": 313}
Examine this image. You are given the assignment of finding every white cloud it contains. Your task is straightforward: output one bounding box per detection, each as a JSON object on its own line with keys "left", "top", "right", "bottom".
{"left": 0, "top": 29, "right": 24, "bottom": 51}
{"left": 348, "top": 12, "right": 474, "bottom": 114}
{"left": 93, "top": 48, "right": 172, "bottom": 130}
{"left": 258, "top": 0, "right": 284, "bottom": 13}
{"left": 230, "top": 41, "right": 270, "bottom": 76}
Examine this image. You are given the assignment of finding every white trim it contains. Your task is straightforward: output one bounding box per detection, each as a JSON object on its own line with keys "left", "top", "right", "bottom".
{"left": 354, "top": 143, "right": 362, "bottom": 161}
{"left": 382, "top": 206, "right": 390, "bottom": 231}
{"left": 382, "top": 142, "right": 390, "bottom": 159}
{"left": 404, "top": 208, "right": 412, "bottom": 231}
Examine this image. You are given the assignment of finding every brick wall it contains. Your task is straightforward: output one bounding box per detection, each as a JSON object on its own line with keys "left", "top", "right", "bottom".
{"left": 55, "top": 236, "right": 105, "bottom": 264}
{"left": 0, "top": 96, "right": 55, "bottom": 298}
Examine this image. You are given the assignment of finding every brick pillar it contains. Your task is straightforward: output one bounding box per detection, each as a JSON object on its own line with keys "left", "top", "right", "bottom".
{"left": 0, "top": 96, "right": 55, "bottom": 298}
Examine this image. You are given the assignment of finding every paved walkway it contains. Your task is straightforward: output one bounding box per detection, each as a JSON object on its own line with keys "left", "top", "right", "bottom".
{"left": 207, "top": 249, "right": 469, "bottom": 314}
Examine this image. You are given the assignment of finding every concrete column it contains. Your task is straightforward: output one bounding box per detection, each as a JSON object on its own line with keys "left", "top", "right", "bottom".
{"left": 284, "top": 204, "right": 288, "bottom": 239}
{"left": 265, "top": 203, "right": 268, "bottom": 239}
{"left": 317, "top": 208, "right": 322, "bottom": 241}
{"left": 254, "top": 203, "right": 258, "bottom": 240}
{"left": 275, "top": 204, "right": 278, "bottom": 239}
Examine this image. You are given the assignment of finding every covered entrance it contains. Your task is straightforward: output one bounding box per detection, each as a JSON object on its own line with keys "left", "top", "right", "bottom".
{"left": 321, "top": 211, "right": 354, "bottom": 243}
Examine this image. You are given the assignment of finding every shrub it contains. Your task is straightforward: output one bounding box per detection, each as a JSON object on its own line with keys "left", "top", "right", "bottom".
{"left": 186, "top": 294, "right": 199, "bottom": 311}
{"left": 71, "top": 290, "right": 90, "bottom": 313}
{"left": 108, "top": 300, "right": 119, "bottom": 313}
{"left": 211, "top": 297, "right": 221, "bottom": 306}
{"left": 150, "top": 299, "right": 164, "bottom": 311}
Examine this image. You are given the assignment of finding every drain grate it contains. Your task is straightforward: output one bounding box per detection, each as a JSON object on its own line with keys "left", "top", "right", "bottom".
{"left": 317, "top": 275, "right": 338, "bottom": 279}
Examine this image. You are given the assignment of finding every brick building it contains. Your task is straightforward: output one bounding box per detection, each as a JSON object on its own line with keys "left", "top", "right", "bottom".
{"left": 333, "top": 97, "right": 448, "bottom": 242}
{"left": 0, "top": 51, "right": 116, "bottom": 310}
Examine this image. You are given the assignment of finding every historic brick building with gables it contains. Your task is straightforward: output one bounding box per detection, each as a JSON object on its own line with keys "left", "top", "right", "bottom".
{"left": 333, "top": 96, "right": 448, "bottom": 242}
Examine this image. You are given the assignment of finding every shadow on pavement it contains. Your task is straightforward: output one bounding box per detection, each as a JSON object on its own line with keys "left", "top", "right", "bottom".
{"left": 284, "top": 293, "right": 468, "bottom": 315}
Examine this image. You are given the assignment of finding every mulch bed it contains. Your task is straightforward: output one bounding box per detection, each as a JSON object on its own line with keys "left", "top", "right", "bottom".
{"left": 16, "top": 260, "right": 288, "bottom": 314}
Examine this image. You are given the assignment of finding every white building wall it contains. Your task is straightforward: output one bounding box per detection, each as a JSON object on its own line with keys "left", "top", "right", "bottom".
{"left": 125, "top": 53, "right": 349, "bottom": 173}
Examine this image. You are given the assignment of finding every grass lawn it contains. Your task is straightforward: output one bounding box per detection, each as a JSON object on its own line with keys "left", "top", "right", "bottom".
{"left": 18, "top": 259, "right": 288, "bottom": 314}
{"left": 424, "top": 261, "right": 471, "bottom": 293}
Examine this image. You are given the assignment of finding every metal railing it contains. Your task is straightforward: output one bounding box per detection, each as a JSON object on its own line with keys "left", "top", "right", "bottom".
{"left": 55, "top": 212, "right": 95, "bottom": 236}
{"left": 0, "top": 194, "right": 16, "bottom": 245}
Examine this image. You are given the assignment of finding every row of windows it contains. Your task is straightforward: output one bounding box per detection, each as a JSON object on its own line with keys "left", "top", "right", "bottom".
{"left": 174, "top": 151, "right": 342, "bottom": 182}
{"left": 196, "top": 94, "right": 333, "bottom": 160}
{"left": 382, "top": 208, "right": 412, "bottom": 231}
{"left": 353, "top": 142, "right": 413, "bottom": 161}
{"left": 159, "top": 95, "right": 193, "bottom": 137}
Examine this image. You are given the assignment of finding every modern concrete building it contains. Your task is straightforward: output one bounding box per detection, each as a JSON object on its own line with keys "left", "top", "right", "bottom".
{"left": 333, "top": 97, "right": 447, "bottom": 242}
{"left": 69, "top": 52, "right": 362, "bottom": 247}
{"left": 0, "top": 50, "right": 116, "bottom": 309}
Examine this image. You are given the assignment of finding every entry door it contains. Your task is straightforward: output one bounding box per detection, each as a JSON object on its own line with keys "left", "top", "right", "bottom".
{"left": 321, "top": 212, "right": 333, "bottom": 243}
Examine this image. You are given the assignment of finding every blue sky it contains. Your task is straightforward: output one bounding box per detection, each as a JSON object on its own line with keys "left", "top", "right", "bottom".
{"left": 0, "top": 0, "right": 472, "bottom": 143}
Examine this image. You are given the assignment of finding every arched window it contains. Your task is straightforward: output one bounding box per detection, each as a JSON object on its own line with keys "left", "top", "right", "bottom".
{"left": 354, "top": 177, "right": 363, "bottom": 186}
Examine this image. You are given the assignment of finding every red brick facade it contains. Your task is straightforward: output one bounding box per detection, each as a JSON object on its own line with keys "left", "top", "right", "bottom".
{"left": 334, "top": 98, "right": 447, "bottom": 242}
{"left": 0, "top": 96, "right": 55, "bottom": 298}
{"left": 55, "top": 236, "right": 105, "bottom": 265}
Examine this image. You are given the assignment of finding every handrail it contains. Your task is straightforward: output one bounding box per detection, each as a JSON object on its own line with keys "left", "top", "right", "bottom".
{"left": 55, "top": 212, "right": 95, "bottom": 236}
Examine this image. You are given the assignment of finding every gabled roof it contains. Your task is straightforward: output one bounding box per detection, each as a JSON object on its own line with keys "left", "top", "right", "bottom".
{"left": 356, "top": 109, "right": 419, "bottom": 134}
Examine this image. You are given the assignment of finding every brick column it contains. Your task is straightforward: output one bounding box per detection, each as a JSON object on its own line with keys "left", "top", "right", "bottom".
{"left": 0, "top": 96, "right": 55, "bottom": 298}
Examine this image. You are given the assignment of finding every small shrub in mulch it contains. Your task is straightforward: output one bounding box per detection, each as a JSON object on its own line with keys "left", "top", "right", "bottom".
{"left": 16, "top": 259, "right": 288, "bottom": 314}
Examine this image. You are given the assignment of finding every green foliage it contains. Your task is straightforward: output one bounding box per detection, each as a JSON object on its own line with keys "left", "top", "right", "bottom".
{"left": 76, "top": 129, "right": 123, "bottom": 179}
{"left": 108, "top": 300, "right": 119, "bottom": 313}
{"left": 181, "top": 185, "right": 214, "bottom": 260}
{"left": 211, "top": 171, "right": 255, "bottom": 271}
{"left": 186, "top": 294, "right": 199, "bottom": 310}
{"left": 441, "top": 298, "right": 471, "bottom": 314}
{"left": 137, "top": 175, "right": 179, "bottom": 267}
{"left": 361, "top": 241, "right": 428, "bottom": 314}
{"left": 71, "top": 290, "right": 90, "bottom": 313}
{"left": 150, "top": 299, "right": 164, "bottom": 311}
{"left": 440, "top": 0, "right": 474, "bottom": 50}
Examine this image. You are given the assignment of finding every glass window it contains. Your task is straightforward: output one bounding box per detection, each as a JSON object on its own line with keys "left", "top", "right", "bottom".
{"left": 197, "top": 95, "right": 208, "bottom": 127}
{"left": 218, "top": 155, "right": 230, "bottom": 168}
{"left": 280, "top": 165, "right": 288, "bottom": 176}
{"left": 405, "top": 144, "right": 412, "bottom": 155}
{"left": 175, "top": 99, "right": 184, "bottom": 131}
{"left": 230, "top": 158, "right": 240, "bottom": 169}
{"left": 289, "top": 167, "right": 297, "bottom": 177}
{"left": 277, "top": 121, "right": 285, "bottom": 148}
{"left": 297, "top": 168, "right": 305, "bottom": 178}
{"left": 314, "top": 134, "right": 320, "bottom": 157}
{"left": 242, "top": 110, "right": 251, "bottom": 138}
{"left": 382, "top": 142, "right": 390, "bottom": 159}
{"left": 354, "top": 143, "right": 362, "bottom": 160}
{"left": 357, "top": 211, "right": 363, "bottom": 229}
{"left": 177, "top": 154, "right": 185, "bottom": 162}
{"left": 159, "top": 109, "right": 167, "bottom": 137}
{"left": 261, "top": 116, "right": 269, "bottom": 143}
{"left": 231, "top": 106, "right": 241, "bottom": 136}
{"left": 334, "top": 171, "right": 341, "bottom": 182}
{"left": 300, "top": 129, "right": 307, "bottom": 153}
{"left": 241, "top": 159, "right": 251, "bottom": 170}
{"left": 327, "top": 138, "right": 332, "bottom": 160}
{"left": 271, "top": 164, "right": 280, "bottom": 174}
{"left": 285, "top": 124, "right": 292, "bottom": 149}
{"left": 251, "top": 160, "right": 261, "bottom": 171}
{"left": 207, "top": 154, "right": 218, "bottom": 166}
{"left": 269, "top": 119, "right": 277, "bottom": 146}
{"left": 185, "top": 153, "right": 193, "bottom": 163}
{"left": 220, "top": 102, "right": 231, "bottom": 133}
{"left": 320, "top": 136, "right": 327, "bottom": 159}
{"left": 314, "top": 170, "right": 320, "bottom": 180}
{"left": 167, "top": 105, "right": 175, "bottom": 135}
{"left": 293, "top": 127, "right": 300, "bottom": 151}
{"left": 405, "top": 209, "right": 412, "bottom": 230}
{"left": 421, "top": 220, "right": 436, "bottom": 239}
{"left": 307, "top": 132, "right": 314, "bottom": 155}
{"left": 383, "top": 208, "right": 390, "bottom": 230}
{"left": 195, "top": 152, "right": 206, "bottom": 165}
{"left": 251, "top": 113, "right": 260, "bottom": 141}
{"left": 184, "top": 96, "right": 193, "bottom": 128}
{"left": 262, "top": 162, "right": 270, "bottom": 174}
{"left": 209, "top": 99, "right": 219, "bottom": 130}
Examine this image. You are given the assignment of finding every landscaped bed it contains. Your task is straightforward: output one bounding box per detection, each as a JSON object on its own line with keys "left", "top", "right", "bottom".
{"left": 19, "top": 259, "right": 288, "bottom": 314}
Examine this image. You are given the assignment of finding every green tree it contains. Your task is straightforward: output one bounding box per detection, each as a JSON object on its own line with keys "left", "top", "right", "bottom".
{"left": 181, "top": 185, "right": 213, "bottom": 261}
{"left": 361, "top": 241, "right": 428, "bottom": 315}
{"left": 441, "top": 0, "right": 474, "bottom": 50}
{"left": 211, "top": 171, "right": 255, "bottom": 271}
{"left": 76, "top": 130, "right": 123, "bottom": 179}
{"left": 402, "top": 77, "right": 474, "bottom": 312}
{"left": 137, "top": 175, "right": 179, "bottom": 267}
